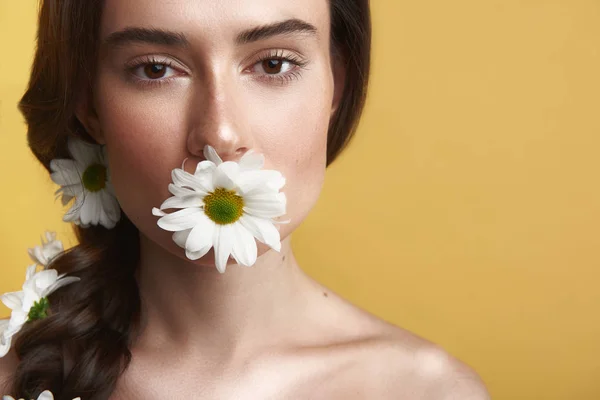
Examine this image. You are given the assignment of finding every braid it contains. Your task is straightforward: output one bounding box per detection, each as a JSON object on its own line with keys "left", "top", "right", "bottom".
{"left": 11, "top": 1, "right": 141, "bottom": 397}
{"left": 10, "top": 216, "right": 141, "bottom": 399}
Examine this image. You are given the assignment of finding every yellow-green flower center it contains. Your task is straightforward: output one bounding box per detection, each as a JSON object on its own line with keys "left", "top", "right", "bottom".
{"left": 27, "top": 297, "right": 50, "bottom": 322}
{"left": 82, "top": 163, "right": 107, "bottom": 192}
{"left": 203, "top": 188, "right": 244, "bottom": 225}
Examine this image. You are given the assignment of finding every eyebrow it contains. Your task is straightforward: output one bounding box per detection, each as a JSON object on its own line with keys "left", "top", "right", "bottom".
{"left": 104, "top": 28, "right": 189, "bottom": 48}
{"left": 103, "top": 18, "right": 318, "bottom": 49}
{"left": 235, "top": 18, "right": 317, "bottom": 44}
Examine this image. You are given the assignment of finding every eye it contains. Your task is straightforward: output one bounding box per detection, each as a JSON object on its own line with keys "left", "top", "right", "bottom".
{"left": 248, "top": 50, "right": 309, "bottom": 85}
{"left": 125, "top": 56, "right": 185, "bottom": 88}
{"left": 254, "top": 58, "right": 296, "bottom": 75}
{"left": 130, "top": 61, "right": 178, "bottom": 80}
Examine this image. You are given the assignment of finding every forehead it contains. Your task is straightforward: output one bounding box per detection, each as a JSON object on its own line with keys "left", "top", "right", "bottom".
{"left": 100, "top": 0, "right": 330, "bottom": 44}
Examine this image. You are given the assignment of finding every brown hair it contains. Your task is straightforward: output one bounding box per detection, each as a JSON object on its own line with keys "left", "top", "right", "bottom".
{"left": 10, "top": 0, "right": 371, "bottom": 398}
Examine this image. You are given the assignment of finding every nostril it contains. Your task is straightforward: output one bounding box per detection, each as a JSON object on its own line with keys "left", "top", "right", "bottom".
{"left": 235, "top": 147, "right": 249, "bottom": 156}
{"left": 215, "top": 147, "right": 249, "bottom": 162}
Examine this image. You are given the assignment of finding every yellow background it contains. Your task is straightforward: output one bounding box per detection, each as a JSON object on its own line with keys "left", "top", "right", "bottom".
{"left": 1, "top": 1, "right": 599, "bottom": 399}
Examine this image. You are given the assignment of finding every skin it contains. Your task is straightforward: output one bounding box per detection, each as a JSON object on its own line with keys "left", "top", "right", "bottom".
{"left": 1, "top": 0, "right": 491, "bottom": 398}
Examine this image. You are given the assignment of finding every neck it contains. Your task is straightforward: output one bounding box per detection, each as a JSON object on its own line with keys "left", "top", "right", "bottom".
{"left": 134, "top": 233, "right": 313, "bottom": 363}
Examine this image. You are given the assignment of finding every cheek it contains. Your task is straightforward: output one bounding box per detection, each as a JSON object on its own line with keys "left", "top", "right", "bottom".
{"left": 96, "top": 83, "right": 190, "bottom": 166}
{"left": 94, "top": 83, "right": 192, "bottom": 228}
{"left": 252, "top": 85, "right": 331, "bottom": 237}
{"left": 247, "top": 64, "right": 332, "bottom": 176}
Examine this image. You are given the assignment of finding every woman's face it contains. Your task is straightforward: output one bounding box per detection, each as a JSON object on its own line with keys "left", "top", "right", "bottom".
{"left": 85, "top": 0, "right": 342, "bottom": 267}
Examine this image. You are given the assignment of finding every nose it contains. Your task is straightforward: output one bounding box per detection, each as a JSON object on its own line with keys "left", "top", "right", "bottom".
{"left": 187, "top": 77, "right": 252, "bottom": 162}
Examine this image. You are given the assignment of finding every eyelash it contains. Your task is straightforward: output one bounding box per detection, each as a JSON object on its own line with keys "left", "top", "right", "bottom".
{"left": 126, "top": 50, "right": 309, "bottom": 88}
{"left": 254, "top": 49, "right": 310, "bottom": 85}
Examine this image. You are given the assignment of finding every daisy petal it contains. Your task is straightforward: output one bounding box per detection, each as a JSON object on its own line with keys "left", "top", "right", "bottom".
{"left": 0, "top": 319, "right": 8, "bottom": 335}
{"left": 168, "top": 183, "right": 195, "bottom": 197}
{"left": 63, "top": 195, "right": 85, "bottom": 223}
{"left": 172, "top": 169, "right": 210, "bottom": 193}
{"left": 157, "top": 208, "right": 204, "bottom": 231}
{"left": 185, "top": 244, "right": 212, "bottom": 261}
{"left": 21, "top": 284, "right": 39, "bottom": 309}
{"left": 244, "top": 192, "right": 287, "bottom": 205}
{"left": 237, "top": 170, "right": 285, "bottom": 194}
{"left": 185, "top": 213, "right": 215, "bottom": 253}
{"left": 43, "top": 232, "right": 55, "bottom": 242}
{"left": 244, "top": 193, "right": 287, "bottom": 216}
{"left": 239, "top": 214, "right": 282, "bottom": 252}
{"left": 172, "top": 229, "right": 192, "bottom": 248}
{"left": 239, "top": 150, "right": 264, "bottom": 171}
{"left": 219, "top": 161, "right": 241, "bottom": 182}
{"left": 50, "top": 158, "right": 78, "bottom": 172}
{"left": 243, "top": 207, "right": 285, "bottom": 219}
{"left": 98, "top": 206, "right": 111, "bottom": 229}
{"left": 79, "top": 192, "right": 99, "bottom": 226}
{"left": 68, "top": 136, "right": 100, "bottom": 166}
{"left": 160, "top": 194, "right": 204, "bottom": 210}
{"left": 5, "top": 312, "right": 27, "bottom": 337}
{"left": 101, "top": 190, "right": 121, "bottom": 221}
{"left": 152, "top": 207, "right": 167, "bottom": 217}
{"left": 37, "top": 390, "right": 55, "bottom": 400}
{"left": 59, "top": 192, "right": 74, "bottom": 206}
{"left": 26, "top": 264, "right": 37, "bottom": 280}
{"left": 0, "top": 320, "right": 12, "bottom": 358}
{"left": 29, "top": 247, "right": 45, "bottom": 266}
{"left": 93, "top": 192, "right": 103, "bottom": 225}
{"left": 0, "top": 292, "right": 24, "bottom": 311}
{"left": 28, "top": 233, "right": 63, "bottom": 267}
{"left": 99, "top": 191, "right": 119, "bottom": 229}
{"left": 105, "top": 181, "right": 118, "bottom": 197}
{"left": 243, "top": 202, "right": 286, "bottom": 216}
{"left": 43, "top": 277, "right": 81, "bottom": 297}
{"left": 203, "top": 145, "right": 223, "bottom": 165}
{"left": 195, "top": 160, "right": 216, "bottom": 175}
{"left": 212, "top": 165, "right": 236, "bottom": 190}
{"left": 230, "top": 223, "right": 258, "bottom": 266}
{"left": 49, "top": 159, "right": 81, "bottom": 186}
{"left": 57, "top": 183, "right": 84, "bottom": 200}
{"left": 31, "top": 269, "right": 60, "bottom": 292}
{"left": 213, "top": 224, "right": 234, "bottom": 273}
{"left": 0, "top": 318, "right": 8, "bottom": 334}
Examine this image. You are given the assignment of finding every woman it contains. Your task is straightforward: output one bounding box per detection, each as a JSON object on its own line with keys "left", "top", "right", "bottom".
{"left": 0, "top": 0, "right": 490, "bottom": 398}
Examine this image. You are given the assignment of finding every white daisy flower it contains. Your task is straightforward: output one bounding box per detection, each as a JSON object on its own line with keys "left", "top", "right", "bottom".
{"left": 27, "top": 231, "right": 63, "bottom": 268}
{"left": 50, "top": 136, "right": 120, "bottom": 229}
{"left": 3, "top": 390, "right": 81, "bottom": 400}
{"left": 0, "top": 266, "right": 80, "bottom": 358}
{"left": 152, "top": 145, "right": 289, "bottom": 273}
{"left": 0, "top": 319, "right": 10, "bottom": 360}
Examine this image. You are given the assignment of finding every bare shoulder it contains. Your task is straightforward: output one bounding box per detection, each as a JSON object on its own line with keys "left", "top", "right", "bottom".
{"left": 305, "top": 285, "right": 490, "bottom": 399}
{"left": 0, "top": 348, "right": 19, "bottom": 395}
{"left": 349, "top": 319, "right": 491, "bottom": 399}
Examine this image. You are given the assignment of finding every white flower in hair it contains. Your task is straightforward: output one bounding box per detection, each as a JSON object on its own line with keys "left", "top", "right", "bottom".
{"left": 0, "top": 265, "right": 80, "bottom": 358}
{"left": 50, "top": 136, "right": 120, "bottom": 229}
{"left": 3, "top": 389, "right": 81, "bottom": 400}
{"left": 152, "top": 145, "right": 289, "bottom": 273}
{"left": 0, "top": 319, "right": 10, "bottom": 360}
{"left": 27, "top": 231, "right": 63, "bottom": 268}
